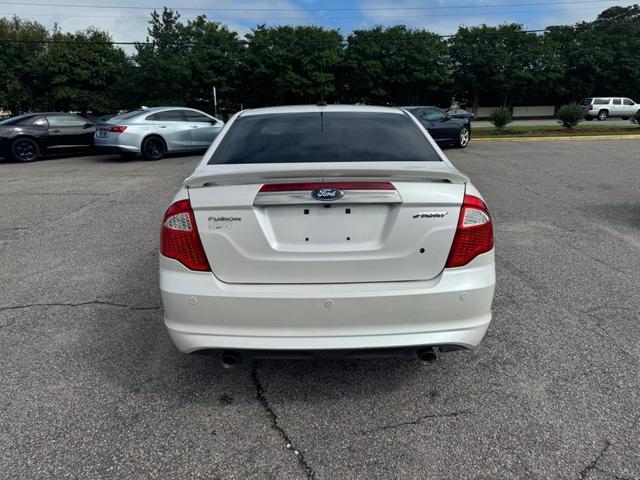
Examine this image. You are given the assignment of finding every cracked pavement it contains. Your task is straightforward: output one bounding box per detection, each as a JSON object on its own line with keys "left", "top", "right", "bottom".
{"left": 1, "top": 141, "right": 639, "bottom": 479}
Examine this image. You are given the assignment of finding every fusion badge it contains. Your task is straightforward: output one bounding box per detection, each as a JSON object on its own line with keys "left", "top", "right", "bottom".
{"left": 209, "top": 216, "right": 241, "bottom": 230}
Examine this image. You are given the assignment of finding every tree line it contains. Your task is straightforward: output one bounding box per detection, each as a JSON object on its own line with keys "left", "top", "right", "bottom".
{"left": 1, "top": 5, "right": 639, "bottom": 117}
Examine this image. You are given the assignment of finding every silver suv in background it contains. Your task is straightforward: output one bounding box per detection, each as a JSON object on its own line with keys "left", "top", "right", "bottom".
{"left": 95, "top": 107, "right": 224, "bottom": 160}
{"left": 581, "top": 97, "right": 639, "bottom": 121}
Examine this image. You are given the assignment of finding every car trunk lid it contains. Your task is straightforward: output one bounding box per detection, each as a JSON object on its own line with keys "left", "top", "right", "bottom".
{"left": 187, "top": 163, "right": 466, "bottom": 284}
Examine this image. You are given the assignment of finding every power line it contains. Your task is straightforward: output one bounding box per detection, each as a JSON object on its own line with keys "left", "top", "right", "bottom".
{"left": 0, "top": 6, "right": 628, "bottom": 21}
{"left": 1, "top": 18, "right": 629, "bottom": 46}
{"left": 4, "top": 27, "right": 608, "bottom": 46}
{"left": 0, "top": 0, "right": 633, "bottom": 12}
{"left": 0, "top": 6, "right": 630, "bottom": 46}
{"left": 0, "top": 3, "right": 632, "bottom": 21}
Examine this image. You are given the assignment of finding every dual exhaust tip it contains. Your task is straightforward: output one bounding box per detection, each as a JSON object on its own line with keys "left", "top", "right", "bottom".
{"left": 219, "top": 348, "right": 439, "bottom": 368}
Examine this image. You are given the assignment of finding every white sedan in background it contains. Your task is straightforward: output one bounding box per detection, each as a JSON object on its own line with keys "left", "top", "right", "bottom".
{"left": 159, "top": 105, "right": 495, "bottom": 365}
{"left": 95, "top": 107, "right": 223, "bottom": 160}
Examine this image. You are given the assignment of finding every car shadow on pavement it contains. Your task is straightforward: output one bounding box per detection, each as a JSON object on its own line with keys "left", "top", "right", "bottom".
{"left": 0, "top": 151, "right": 110, "bottom": 163}
{"left": 89, "top": 154, "right": 136, "bottom": 163}
{"left": 91, "top": 153, "right": 204, "bottom": 164}
{"left": 80, "top": 255, "right": 426, "bottom": 406}
{"left": 74, "top": 223, "right": 467, "bottom": 412}
{"left": 582, "top": 202, "right": 640, "bottom": 229}
{"left": 85, "top": 303, "right": 425, "bottom": 406}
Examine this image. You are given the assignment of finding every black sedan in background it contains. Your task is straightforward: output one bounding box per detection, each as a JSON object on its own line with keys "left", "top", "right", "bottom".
{"left": 404, "top": 106, "right": 471, "bottom": 148}
{"left": 0, "top": 113, "right": 95, "bottom": 162}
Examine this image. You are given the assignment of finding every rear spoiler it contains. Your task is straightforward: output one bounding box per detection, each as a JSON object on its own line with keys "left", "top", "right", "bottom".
{"left": 184, "top": 163, "right": 468, "bottom": 187}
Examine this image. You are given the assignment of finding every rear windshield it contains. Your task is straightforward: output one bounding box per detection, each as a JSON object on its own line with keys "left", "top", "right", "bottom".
{"left": 580, "top": 98, "right": 592, "bottom": 106}
{"left": 208, "top": 112, "right": 440, "bottom": 164}
{"left": 0, "top": 114, "right": 35, "bottom": 126}
{"left": 111, "top": 110, "right": 144, "bottom": 121}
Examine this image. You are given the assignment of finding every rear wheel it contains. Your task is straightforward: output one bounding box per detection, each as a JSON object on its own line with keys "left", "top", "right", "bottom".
{"left": 11, "top": 138, "right": 41, "bottom": 162}
{"left": 597, "top": 110, "right": 608, "bottom": 121}
{"left": 456, "top": 127, "right": 470, "bottom": 148}
{"left": 141, "top": 136, "right": 166, "bottom": 161}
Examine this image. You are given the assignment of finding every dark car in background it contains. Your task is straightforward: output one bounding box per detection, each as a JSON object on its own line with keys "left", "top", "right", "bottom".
{"left": 404, "top": 106, "right": 471, "bottom": 148}
{"left": 0, "top": 113, "right": 96, "bottom": 162}
{"left": 446, "top": 108, "right": 475, "bottom": 121}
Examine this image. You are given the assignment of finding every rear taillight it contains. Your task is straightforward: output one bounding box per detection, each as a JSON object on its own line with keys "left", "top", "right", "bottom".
{"left": 446, "top": 194, "right": 494, "bottom": 268}
{"left": 160, "top": 199, "right": 210, "bottom": 271}
{"left": 107, "top": 125, "right": 127, "bottom": 133}
{"left": 588, "top": 105, "right": 593, "bottom": 111}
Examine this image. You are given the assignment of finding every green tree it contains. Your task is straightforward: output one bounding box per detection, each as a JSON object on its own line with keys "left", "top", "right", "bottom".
{"left": 342, "top": 26, "right": 451, "bottom": 105}
{"left": 3, "top": 5, "right": 640, "bottom": 115}
{"left": 586, "top": 6, "right": 640, "bottom": 100}
{"left": 544, "top": 6, "right": 640, "bottom": 104}
{"left": 0, "top": 17, "right": 49, "bottom": 113}
{"left": 182, "top": 16, "right": 245, "bottom": 112}
{"left": 449, "top": 24, "right": 542, "bottom": 109}
{"left": 38, "top": 27, "right": 130, "bottom": 113}
{"left": 537, "top": 26, "right": 581, "bottom": 104}
{"left": 132, "top": 8, "right": 192, "bottom": 106}
{"left": 240, "top": 25, "right": 344, "bottom": 107}
{"left": 132, "top": 9, "right": 245, "bottom": 112}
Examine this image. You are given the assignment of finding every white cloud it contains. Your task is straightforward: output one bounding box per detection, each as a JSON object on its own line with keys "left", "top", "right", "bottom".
{"left": 356, "top": 0, "right": 620, "bottom": 34}
{"left": 357, "top": 0, "right": 516, "bottom": 34}
{"left": 537, "top": 2, "right": 609, "bottom": 29}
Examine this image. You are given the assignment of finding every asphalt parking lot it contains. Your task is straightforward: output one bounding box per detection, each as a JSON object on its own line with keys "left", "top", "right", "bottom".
{"left": 1, "top": 139, "right": 639, "bottom": 479}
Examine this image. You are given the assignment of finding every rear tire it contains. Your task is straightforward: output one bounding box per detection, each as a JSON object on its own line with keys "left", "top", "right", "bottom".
{"left": 141, "top": 136, "right": 166, "bottom": 161}
{"left": 597, "top": 110, "right": 608, "bottom": 121}
{"left": 11, "top": 138, "right": 41, "bottom": 162}
{"left": 456, "top": 127, "right": 470, "bottom": 148}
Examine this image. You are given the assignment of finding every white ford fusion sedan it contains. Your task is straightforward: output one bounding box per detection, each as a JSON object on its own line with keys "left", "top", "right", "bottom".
{"left": 159, "top": 105, "right": 495, "bottom": 363}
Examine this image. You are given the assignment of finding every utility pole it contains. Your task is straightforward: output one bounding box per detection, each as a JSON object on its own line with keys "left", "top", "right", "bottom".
{"left": 212, "top": 86, "right": 218, "bottom": 118}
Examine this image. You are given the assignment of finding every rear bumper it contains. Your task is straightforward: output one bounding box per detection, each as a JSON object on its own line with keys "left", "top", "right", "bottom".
{"left": 160, "top": 250, "right": 495, "bottom": 353}
{"left": 94, "top": 135, "right": 139, "bottom": 153}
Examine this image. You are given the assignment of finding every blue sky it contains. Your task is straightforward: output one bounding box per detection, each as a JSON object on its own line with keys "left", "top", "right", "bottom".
{"left": 1, "top": 0, "right": 634, "bottom": 45}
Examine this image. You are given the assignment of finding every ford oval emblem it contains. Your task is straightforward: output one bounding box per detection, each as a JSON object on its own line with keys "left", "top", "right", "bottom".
{"left": 311, "top": 187, "right": 344, "bottom": 201}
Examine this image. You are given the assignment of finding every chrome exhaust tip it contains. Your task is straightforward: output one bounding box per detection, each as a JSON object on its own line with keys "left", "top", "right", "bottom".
{"left": 417, "top": 348, "right": 437, "bottom": 364}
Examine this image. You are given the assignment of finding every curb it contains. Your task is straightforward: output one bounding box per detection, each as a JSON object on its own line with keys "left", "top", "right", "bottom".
{"left": 473, "top": 134, "right": 640, "bottom": 143}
